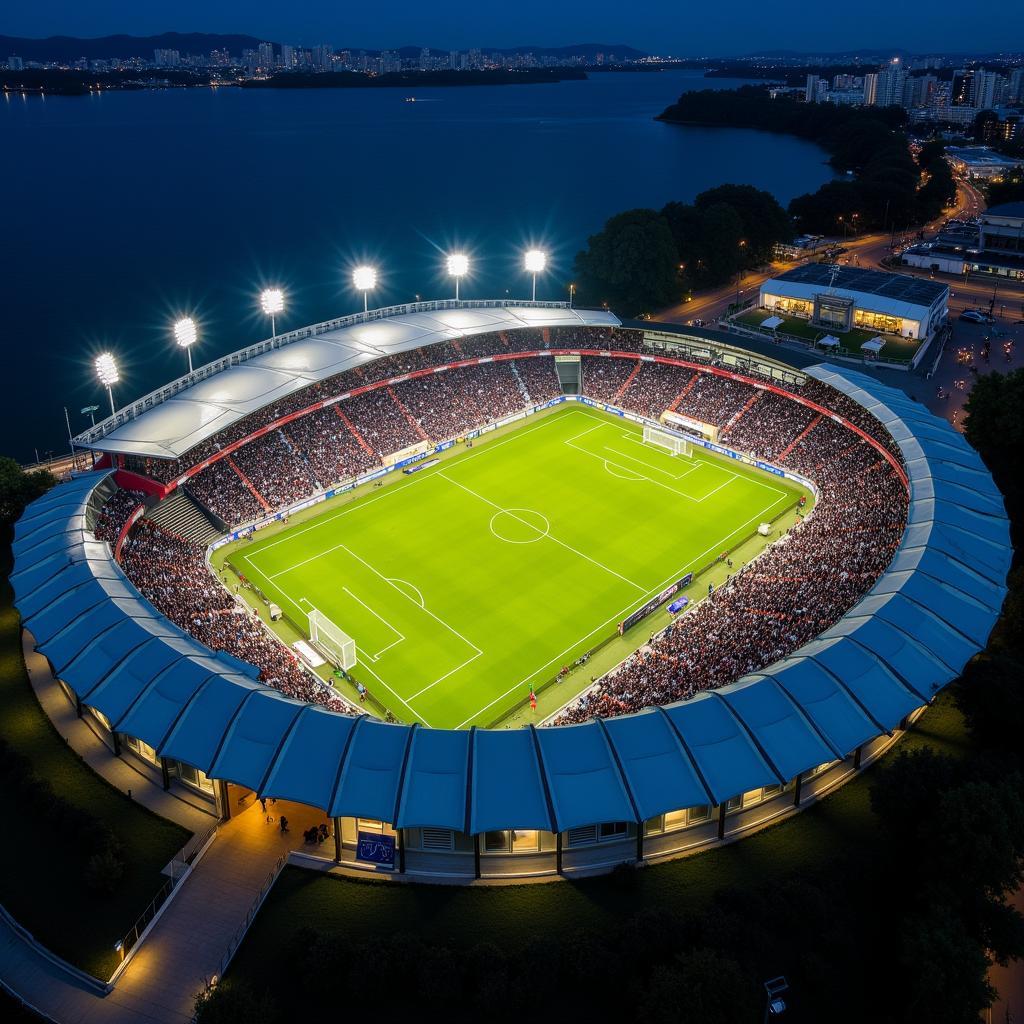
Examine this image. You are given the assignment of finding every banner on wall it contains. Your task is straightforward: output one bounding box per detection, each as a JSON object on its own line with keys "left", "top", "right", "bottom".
{"left": 357, "top": 831, "right": 396, "bottom": 869}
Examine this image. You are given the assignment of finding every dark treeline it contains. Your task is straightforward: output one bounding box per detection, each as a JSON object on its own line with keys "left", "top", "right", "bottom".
{"left": 198, "top": 375, "right": 1024, "bottom": 1024}
{"left": 570, "top": 88, "right": 958, "bottom": 314}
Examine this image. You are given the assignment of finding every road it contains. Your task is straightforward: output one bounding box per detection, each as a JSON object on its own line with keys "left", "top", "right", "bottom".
{"left": 653, "top": 179, "right": 1003, "bottom": 329}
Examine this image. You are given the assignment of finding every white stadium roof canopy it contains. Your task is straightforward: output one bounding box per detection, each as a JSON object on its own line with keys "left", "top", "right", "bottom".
{"left": 75, "top": 301, "right": 620, "bottom": 462}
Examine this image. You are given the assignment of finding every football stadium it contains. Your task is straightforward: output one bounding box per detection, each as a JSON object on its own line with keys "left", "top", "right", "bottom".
{"left": 12, "top": 299, "right": 1010, "bottom": 887}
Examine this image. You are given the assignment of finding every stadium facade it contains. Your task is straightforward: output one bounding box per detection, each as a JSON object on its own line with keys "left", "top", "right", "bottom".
{"left": 13, "top": 300, "right": 1009, "bottom": 880}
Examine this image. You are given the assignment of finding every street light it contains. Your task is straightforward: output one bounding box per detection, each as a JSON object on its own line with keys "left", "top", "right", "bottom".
{"left": 524, "top": 249, "right": 547, "bottom": 301}
{"left": 352, "top": 266, "right": 377, "bottom": 314}
{"left": 569, "top": 282, "right": 576, "bottom": 308}
{"left": 173, "top": 317, "right": 198, "bottom": 373}
{"left": 95, "top": 353, "right": 119, "bottom": 416}
{"left": 260, "top": 288, "right": 285, "bottom": 339}
{"left": 447, "top": 253, "right": 469, "bottom": 300}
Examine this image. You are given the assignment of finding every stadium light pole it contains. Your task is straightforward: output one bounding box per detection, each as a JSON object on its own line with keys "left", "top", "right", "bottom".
{"left": 569, "top": 282, "right": 575, "bottom": 309}
{"left": 352, "top": 266, "right": 377, "bottom": 314}
{"left": 524, "top": 249, "right": 547, "bottom": 301}
{"left": 447, "top": 253, "right": 469, "bottom": 301}
{"left": 173, "top": 317, "right": 198, "bottom": 373}
{"left": 260, "top": 288, "right": 285, "bottom": 340}
{"left": 95, "top": 353, "right": 119, "bottom": 416}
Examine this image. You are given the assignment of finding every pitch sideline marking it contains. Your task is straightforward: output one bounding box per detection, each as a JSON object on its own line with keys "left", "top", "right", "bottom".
{"left": 437, "top": 471, "right": 647, "bottom": 592}
{"left": 246, "top": 407, "right": 593, "bottom": 560}
{"left": 455, "top": 486, "right": 796, "bottom": 729}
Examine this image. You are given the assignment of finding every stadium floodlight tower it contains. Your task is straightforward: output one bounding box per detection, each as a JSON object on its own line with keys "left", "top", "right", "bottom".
{"left": 524, "top": 248, "right": 547, "bottom": 301}
{"left": 173, "top": 317, "right": 198, "bottom": 373}
{"left": 260, "top": 288, "right": 285, "bottom": 339}
{"left": 447, "top": 253, "right": 469, "bottom": 300}
{"left": 95, "top": 353, "right": 119, "bottom": 416}
{"left": 352, "top": 266, "right": 377, "bottom": 313}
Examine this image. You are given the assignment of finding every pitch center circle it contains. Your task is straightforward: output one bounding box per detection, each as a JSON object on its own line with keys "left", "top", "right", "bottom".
{"left": 489, "top": 508, "right": 550, "bottom": 544}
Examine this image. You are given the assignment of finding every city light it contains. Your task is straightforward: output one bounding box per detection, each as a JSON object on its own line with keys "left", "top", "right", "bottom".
{"left": 524, "top": 249, "right": 547, "bottom": 300}
{"left": 173, "top": 317, "right": 198, "bottom": 372}
{"left": 260, "top": 288, "right": 285, "bottom": 339}
{"left": 447, "top": 253, "right": 469, "bottom": 300}
{"left": 352, "top": 266, "right": 377, "bottom": 312}
{"left": 95, "top": 352, "right": 119, "bottom": 415}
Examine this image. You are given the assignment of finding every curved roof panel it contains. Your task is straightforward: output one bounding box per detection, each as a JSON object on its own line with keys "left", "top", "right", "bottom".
{"left": 77, "top": 303, "right": 621, "bottom": 461}
{"left": 12, "top": 356, "right": 1010, "bottom": 834}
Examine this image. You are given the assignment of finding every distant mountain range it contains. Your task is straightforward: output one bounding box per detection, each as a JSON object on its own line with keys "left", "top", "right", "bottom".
{"left": 0, "top": 32, "right": 647, "bottom": 62}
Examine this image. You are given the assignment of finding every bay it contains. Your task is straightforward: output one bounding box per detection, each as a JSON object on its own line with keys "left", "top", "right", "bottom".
{"left": 0, "top": 70, "right": 832, "bottom": 460}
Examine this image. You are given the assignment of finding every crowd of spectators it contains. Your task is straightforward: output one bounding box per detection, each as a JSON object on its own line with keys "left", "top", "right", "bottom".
{"left": 97, "top": 323, "right": 914, "bottom": 728}
{"left": 93, "top": 488, "right": 146, "bottom": 543}
{"left": 556, "top": 411, "right": 907, "bottom": 724}
{"left": 116, "top": 517, "right": 356, "bottom": 714}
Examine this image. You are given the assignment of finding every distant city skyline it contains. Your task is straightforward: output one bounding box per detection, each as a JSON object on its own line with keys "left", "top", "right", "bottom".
{"left": 4, "top": 0, "right": 1024, "bottom": 57}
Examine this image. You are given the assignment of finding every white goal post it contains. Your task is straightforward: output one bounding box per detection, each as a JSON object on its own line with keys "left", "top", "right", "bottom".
{"left": 642, "top": 425, "right": 690, "bottom": 457}
{"left": 308, "top": 609, "right": 358, "bottom": 670}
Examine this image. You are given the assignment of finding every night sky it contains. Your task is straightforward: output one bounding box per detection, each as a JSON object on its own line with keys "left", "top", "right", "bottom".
{"left": 3, "top": 0, "right": 1022, "bottom": 55}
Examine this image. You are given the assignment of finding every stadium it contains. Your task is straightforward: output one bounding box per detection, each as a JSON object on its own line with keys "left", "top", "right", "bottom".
{"left": 11, "top": 298, "right": 1010, "bottom": 882}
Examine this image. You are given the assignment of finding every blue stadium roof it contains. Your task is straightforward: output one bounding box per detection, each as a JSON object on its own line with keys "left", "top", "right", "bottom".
{"left": 11, "top": 366, "right": 1011, "bottom": 832}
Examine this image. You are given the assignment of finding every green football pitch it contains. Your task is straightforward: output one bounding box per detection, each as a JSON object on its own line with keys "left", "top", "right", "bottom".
{"left": 234, "top": 407, "right": 803, "bottom": 729}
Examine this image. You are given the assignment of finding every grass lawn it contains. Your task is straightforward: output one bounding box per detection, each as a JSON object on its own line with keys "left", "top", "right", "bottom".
{"left": 227, "top": 692, "right": 968, "bottom": 982}
{"left": 733, "top": 310, "right": 920, "bottom": 361}
{"left": 228, "top": 407, "right": 802, "bottom": 728}
{"left": 0, "top": 543, "right": 191, "bottom": 980}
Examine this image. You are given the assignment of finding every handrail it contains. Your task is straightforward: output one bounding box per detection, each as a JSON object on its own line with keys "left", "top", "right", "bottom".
{"left": 212, "top": 854, "right": 286, "bottom": 985}
{"left": 73, "top": 299, "right": 573, "bottom": 448}
{"left": 112, "top": 822, "right": 218, "bottom": 972}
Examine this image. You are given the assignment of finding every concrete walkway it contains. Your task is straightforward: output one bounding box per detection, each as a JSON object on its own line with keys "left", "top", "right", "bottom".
{"left": 2, "top": 638, "right": 332, "bottom": 1023}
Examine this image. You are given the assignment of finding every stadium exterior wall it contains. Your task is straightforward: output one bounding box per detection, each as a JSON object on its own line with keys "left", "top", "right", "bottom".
{"left": 10, "top": 327, "right": 1010, "bottom": 882}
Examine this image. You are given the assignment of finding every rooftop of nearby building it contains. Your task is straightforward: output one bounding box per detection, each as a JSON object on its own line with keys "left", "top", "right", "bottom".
{"left": 768, "top": 264, "right": 949, "bottom": 308}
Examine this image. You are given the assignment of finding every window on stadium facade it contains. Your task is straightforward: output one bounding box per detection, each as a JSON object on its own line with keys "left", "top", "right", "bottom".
{"left": 125, "top": 734, "right": 159, "bottom": 765}
{"left": 773, "top": 297, "right": 813, "bottom": 317}
{"left": 483, "top": 829, "right": 541, "bottom": 854}
{"left": 174, "top": 761, "right": 215, "bottom": 793}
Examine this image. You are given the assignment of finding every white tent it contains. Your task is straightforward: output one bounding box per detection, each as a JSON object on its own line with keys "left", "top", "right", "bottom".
{"left": 818, "top": 335, "right": 841, "bottom": 349}
{"left": 861, "top": 336, "right": 886, "bottom": 354}
{"left": 760, "top": 315, "right": 784, "bottom": 330}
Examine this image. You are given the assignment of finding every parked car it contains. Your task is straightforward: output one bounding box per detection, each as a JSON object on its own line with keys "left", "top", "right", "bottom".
{"left": 960, "top": 309, "right": 994, "bottom": 324}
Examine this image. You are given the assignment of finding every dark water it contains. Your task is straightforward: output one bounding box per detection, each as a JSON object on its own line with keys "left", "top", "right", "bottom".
{"left": 0, "top": 70, "right": 832, "bottom": 461}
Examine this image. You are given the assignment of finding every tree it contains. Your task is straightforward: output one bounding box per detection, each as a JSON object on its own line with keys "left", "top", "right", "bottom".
{"left": 573, "top": 208, "right": 680, "bottom": 315}
{"left": 693, "top": 184, "right": 792, "bottom": 263}
{"left": 637, "top": 948, "right": 758, "bottom": 1024}
{"left": 964, "top": 369, "right": 1024, "bottom": 538}
{"left": 0, "top": 456, "right": 55, "bottom": 528}
{"left": 955, "top": 653, "right": 1024, "bottom": 757}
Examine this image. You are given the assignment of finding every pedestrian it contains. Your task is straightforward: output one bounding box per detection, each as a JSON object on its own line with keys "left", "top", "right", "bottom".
{"left": 279, "top": 815, "right": 289, "bottom": 834}
{"left": 259, "top": 796, "right": 267, "bottom": 813}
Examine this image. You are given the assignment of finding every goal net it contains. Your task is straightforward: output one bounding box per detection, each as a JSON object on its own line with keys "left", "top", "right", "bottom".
{"left": 642, "top": 425, "right": 690, "bottom": 457}
{"left": 308, "top": 609, "right": 357, "bottom": 670}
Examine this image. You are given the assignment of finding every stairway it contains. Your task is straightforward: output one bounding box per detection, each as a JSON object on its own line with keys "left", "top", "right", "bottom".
{"left": 509, "top": 362, "right": 531, "bottom": 403}
{"left": 146, "top": 488, "right": 224, "bottom": 545}
{"left": 776, "top": 414, "right": 823, "bottom": 464}
{"left": 613, "top": 362, "right": 643, "bottom": 403}
{"left": 333, "top": 405, "right": 376, "bottom": 457}
{"left": 668, "top": 372, "right": 700, "bottom": 412}
{"left": 387, "top": 385, "right": 429, "bottom": 441}
{"left": 227, "top": 456, "right": 271, "bottom": 512}
{"left": 722, "top": 393, "right": 761, "bottom": 435}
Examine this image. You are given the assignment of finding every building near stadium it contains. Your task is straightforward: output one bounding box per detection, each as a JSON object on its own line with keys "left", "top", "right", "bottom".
{"left": 758, "top": 264, "right": 949, "bottom": 342}
{"left": 12, "top": 300, "right": 1008, "bottom": 881}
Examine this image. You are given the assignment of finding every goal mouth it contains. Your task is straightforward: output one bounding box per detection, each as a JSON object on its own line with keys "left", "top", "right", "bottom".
{"left": 308, "top": 608, "right": 358, "bottom": 670}
{"left": 642, "top": 424, "right": 690, "bottom": 457}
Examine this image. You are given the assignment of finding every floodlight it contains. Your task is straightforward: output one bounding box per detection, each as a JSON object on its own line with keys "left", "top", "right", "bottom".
{"left": 352, "top": 266, "right": 377, "bottom": 292}
{"left": 524, "top": 249, "right": 547, "bottom": 273}
{"left": 447, "top": 253, "right": 469, "bottom": 300}
{"left": 95, "top": 353, "right": 119, "bottom": 415}
{"left": 174, "top": 317, "right": 198, "bottom": 371}
{"left": 524, "top": 248, "right": 548, "bottom": 300}
{"left": 260, "top": 288, "right": 285, "bottom": 316}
